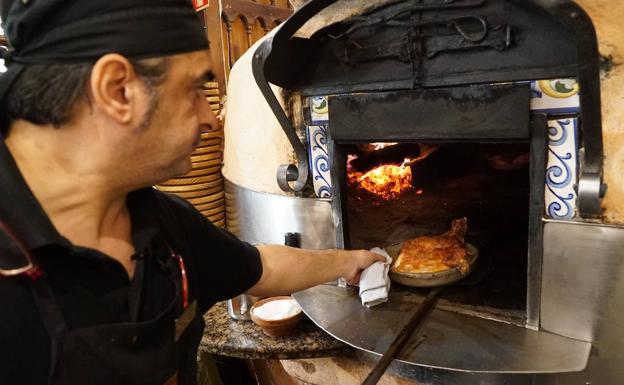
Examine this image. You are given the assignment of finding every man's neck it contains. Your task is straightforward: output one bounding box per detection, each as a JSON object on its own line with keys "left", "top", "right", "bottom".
{"left": 5, "top": 121, "right": 137, "bottom": 277}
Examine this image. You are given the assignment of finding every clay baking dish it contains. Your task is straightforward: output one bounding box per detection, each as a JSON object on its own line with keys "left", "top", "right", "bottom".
{"left": 250, "top": 296, "right": 304, "bottom": 338}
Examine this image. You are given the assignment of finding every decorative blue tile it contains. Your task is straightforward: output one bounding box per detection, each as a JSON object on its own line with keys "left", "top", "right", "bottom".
{"left": 530, "top": 79, "right": 580, "bottom": 114}
{"left": 306, "top": 125, "right": 332, "bottom": 198}
{"left": 310, "top": 96, "right": 329, "bottom": 124}
{"left": 545, "top": 117, "right": 579, "bottom": 220}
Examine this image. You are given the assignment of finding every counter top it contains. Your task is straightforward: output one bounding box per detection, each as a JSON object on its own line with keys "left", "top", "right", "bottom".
{"left": 200, "top": 301, "right": 352, "bottom": 360}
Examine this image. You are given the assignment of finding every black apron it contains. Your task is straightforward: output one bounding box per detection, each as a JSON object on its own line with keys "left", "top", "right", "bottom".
{"left": 29, "top": 246, "right": 203, "bottom": 385}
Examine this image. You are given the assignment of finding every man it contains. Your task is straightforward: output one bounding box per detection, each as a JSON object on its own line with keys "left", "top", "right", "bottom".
{"left": 0, "top": 1, "right": 383, "bottom": 384}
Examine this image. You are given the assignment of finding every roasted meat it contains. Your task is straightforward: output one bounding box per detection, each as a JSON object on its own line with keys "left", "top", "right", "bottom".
{"left": 391, "top": 218, "right": 473, "bottom": 274}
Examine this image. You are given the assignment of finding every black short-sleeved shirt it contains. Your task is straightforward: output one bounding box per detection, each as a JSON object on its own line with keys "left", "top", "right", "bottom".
{"left": 0, "top": 142, "right": 263, "bottom": 385}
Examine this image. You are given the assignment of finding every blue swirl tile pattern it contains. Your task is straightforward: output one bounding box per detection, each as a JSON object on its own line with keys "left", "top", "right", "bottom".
{"left": 545, "top": 118, "right": 578, "bottom": 219}
{"left": 307, "top": 96, "right": 332, "bottom": 198}
{"left": 307, "top": 124, "right": 332, "bottom": 198}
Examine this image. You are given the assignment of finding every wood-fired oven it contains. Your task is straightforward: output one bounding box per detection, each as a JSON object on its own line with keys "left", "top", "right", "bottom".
{"left": 223, "top": 0, "right": 624, "bottom": 383}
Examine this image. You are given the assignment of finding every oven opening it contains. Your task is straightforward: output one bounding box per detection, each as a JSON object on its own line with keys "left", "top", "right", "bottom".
{"left": 345, "top": 141, "right": 530, "bottom": 325}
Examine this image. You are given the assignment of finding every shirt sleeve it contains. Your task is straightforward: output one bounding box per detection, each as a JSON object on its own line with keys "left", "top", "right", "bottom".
{"left": 157, "top": 192, "right": 263, "bottom": 312}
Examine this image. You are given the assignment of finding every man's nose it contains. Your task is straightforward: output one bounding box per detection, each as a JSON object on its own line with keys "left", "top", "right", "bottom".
{"left": 198, "top": 92, "right": 220, "bottom": 133}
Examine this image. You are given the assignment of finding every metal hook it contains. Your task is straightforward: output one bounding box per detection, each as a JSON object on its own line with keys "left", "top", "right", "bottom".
{"left": 451, "top": 16, "right": 488, "bottom": 43}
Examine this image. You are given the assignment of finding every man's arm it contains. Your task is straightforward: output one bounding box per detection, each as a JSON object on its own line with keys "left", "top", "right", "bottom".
{"left": 246, "top": 245, "right": 385, "bottom": 298}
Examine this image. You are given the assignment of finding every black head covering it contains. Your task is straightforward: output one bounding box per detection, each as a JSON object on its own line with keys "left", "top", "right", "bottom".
{"left": 0, "top": 0, "right": 209, "bottom": 108}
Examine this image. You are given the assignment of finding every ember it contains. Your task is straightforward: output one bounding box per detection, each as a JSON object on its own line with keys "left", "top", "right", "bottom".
{"left": 348, "top": 156, "right": 413, "bottom": 200}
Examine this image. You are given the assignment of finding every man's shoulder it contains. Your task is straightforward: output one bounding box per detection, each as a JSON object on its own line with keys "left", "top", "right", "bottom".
{"left": 150, "top": 188, "right": 197, "bottom": 213}
{"left": 134, "top": 187, "right": 205, "bottom": 226}
{"left": 143, "top": 188, "right": 232, "bottom": 248}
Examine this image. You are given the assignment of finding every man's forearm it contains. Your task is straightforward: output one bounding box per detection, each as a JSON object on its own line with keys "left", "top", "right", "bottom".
{"left": 246, "top": 245, "right": 349, "bottom": 298}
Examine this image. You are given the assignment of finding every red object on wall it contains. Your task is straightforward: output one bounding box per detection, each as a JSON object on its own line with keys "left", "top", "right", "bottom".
{"left": 192, "top": 0, "right": 209, "bottom": 12}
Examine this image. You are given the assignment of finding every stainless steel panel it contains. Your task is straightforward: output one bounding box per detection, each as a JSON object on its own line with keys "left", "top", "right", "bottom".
{"left": 542, "top": 221, "right": 624, "bottom": 342}
{"left": 224, "top": 180, "right": 336, "bottom": 249}
{"left": 532, "top": 222, "right": 624, "bottom": 385}
{"left": 294, "top": 284, "right": 591, "bottom": 374}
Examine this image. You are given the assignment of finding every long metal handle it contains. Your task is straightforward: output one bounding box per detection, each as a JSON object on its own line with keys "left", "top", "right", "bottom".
{"left": 361, "top": 287, "right": 444, "bottom": 385}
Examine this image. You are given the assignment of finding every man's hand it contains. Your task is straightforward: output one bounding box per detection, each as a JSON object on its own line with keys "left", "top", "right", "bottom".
{"left": 340, "top": 249, "right": 388, "bottom": 286}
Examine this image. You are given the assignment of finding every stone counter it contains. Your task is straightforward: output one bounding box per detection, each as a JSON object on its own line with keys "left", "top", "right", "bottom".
{"left": 199, "top": 301, "right": 351, "bottom": 360}
{"left": 199, "top": 302, "right": 425, "bottom": 385}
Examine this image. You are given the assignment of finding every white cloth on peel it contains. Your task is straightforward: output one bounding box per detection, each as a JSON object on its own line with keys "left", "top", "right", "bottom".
{"left": 358, "top": 247, "right": 392, "bottom": 308}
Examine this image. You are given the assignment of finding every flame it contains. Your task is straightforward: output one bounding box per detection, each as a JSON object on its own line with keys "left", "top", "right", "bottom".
{"left": 371, "top": 142, "right": 398, "bottom": 151}
{"left": 405, "top": 144, "right": 439, "bottom": 166}
{"left": 358, "top": 142, "right": 399, "bottom": 153}
{"left": 348, "top": 156, "right": 413, "bottom": 200}
{"left": 347, "top": 144, "right": 439, "bottom": 200}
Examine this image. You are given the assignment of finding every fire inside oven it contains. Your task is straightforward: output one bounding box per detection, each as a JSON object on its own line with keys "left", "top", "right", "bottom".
{"left": 344, "top": 141, "right": 530, "bottom": 325}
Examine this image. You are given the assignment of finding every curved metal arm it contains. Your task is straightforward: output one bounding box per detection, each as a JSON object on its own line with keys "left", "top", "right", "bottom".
{"left": 251, "top": 0, "right": 340, "bottom": 193}
{"left": 539, "top": 0, "right": 607, "bottom": 218}
{"left": 273, "top": 0, "right": 340, "bottom": 43}
{"left": 252, "top": 38, "right": 309, "bottom": 193}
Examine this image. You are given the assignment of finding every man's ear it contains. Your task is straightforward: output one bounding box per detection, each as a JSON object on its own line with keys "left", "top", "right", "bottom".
{"left": 89, "top": 54, "right": 144, "bottom": 125}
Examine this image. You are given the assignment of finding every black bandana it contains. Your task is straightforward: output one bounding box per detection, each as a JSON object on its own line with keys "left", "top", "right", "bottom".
{"left": 0, "top": 0, "right": 209, "bottom": 109}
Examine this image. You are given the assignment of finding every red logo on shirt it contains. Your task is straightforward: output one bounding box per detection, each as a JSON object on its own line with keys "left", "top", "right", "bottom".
{"left": 192, "top": 0, "right": 210, "bottom": 12}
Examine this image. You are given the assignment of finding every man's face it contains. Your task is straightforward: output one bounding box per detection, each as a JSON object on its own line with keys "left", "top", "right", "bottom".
{"left": 132, "top": 49, "right": 218, "bottom": 184}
